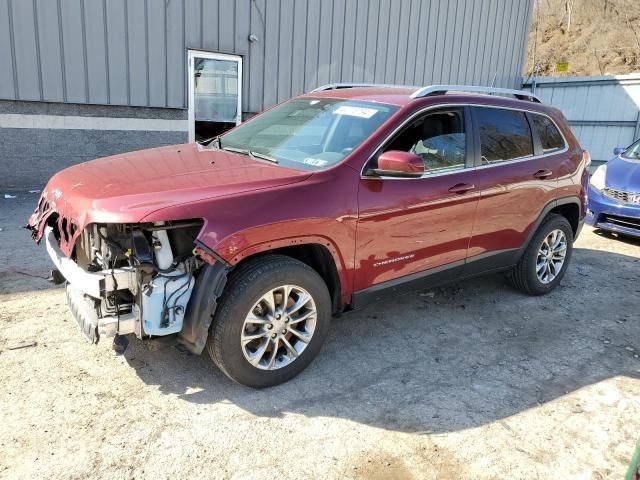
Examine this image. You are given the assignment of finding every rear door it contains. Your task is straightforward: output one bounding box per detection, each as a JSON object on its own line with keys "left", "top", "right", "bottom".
{"left": 467, "top": 106, "right": 562, "bottom": 268}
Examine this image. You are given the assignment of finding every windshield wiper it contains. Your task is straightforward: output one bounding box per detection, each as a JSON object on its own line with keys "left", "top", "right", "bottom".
{"left": 250, "top": 151, "right": 278, "bottom": 163}
{"left": 222, "top": 147, "right": 278, "bottom": 164}
{"left": 199, "top": 135, "right": 222, "bottom": 148}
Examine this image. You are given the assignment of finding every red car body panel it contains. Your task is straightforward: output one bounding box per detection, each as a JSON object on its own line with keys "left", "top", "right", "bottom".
{"left": 28, "top": 88, "right": 586, "bottom": 306}
{"left": 141, "top": 167, "right": 360, "bottom": 304}
{"left": 355, "top": 172, "right": 480, "bottom": 290}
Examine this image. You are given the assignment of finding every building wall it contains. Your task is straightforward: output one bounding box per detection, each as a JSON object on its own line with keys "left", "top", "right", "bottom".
{"left": 0, "top": 0, "right": 534, "bottom": 188}
{"left": 0, "top": 100, "right": 187, "bottom": 187}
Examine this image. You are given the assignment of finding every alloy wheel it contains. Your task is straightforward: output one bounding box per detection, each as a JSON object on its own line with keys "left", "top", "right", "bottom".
{"left": 536, "top": 229, "right": 567, "bottom": 284}
{"left": 240, "top": 285, "right": 317, "bottom": 370}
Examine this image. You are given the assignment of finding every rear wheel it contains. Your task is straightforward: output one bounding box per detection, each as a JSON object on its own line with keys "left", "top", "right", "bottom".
{"left": 207, "top": 255, "right": 331, "bottom": 388}
{"left": 508, "top": 214, "right": 573, "bottom": 295}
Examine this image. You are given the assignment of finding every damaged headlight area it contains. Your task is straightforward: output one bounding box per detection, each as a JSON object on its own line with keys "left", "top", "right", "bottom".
{"left": 46, "top": 219, "right": 207, "bottom": 344}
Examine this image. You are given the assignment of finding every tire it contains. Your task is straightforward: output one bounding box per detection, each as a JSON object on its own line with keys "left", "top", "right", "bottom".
{"left": 206, "top": 255, "right": 332, "bottom": 388}
{"left": 508, "top": 214, "right": 574, "bottom": 296}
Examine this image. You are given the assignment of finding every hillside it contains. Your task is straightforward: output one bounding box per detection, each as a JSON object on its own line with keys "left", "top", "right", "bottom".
{"left": 524, "top": 0, "right": 640, "bottom": 77}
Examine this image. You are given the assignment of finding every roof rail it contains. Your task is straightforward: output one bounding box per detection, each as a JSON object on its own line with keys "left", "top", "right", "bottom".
{"left": 311, "top": 83, "right": 419, "bottom": 92}
{"left": 410, "top": 84, "right": 541, "bottom": 103}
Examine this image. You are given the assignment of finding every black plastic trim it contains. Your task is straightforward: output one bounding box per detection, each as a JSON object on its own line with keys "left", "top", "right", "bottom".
{"left": 351, "top": 248, "right": 523, "bottom": 309}
{"left": 193, "top": 239, "right": 232, "bottom": 267}
{"left": 351, "top": 259, "right": 465, "bottom": 309}
{"left": 178, "top": 261, "right": 229, "bottom": 354}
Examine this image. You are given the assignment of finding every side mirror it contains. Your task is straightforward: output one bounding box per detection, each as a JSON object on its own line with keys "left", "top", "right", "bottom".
{"left": 369, "top": 150, "right": 424, "bottom": 178}
{"left": 613, "top": 146, "right": 626, "bottom": 156}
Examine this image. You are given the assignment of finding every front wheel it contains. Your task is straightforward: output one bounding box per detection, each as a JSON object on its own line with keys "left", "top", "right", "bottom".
{"left": 508, "top": 214, "right": 574, "bottom": 295}
{"left": 207, "top": 255, "right": 331, "bottom": 388}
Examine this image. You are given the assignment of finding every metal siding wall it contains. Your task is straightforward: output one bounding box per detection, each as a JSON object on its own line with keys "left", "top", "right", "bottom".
{"left": 0, "top": 0, "right": 15, "bottom": 99}
{"left": 34, "top": 0, "right": 63, "bottom": 102}
{"left": 105, "top": 0, "right": 128, "bottom": 105}
{"left": 147, "top": 1, "right": 167, "bottom": 107}
{"left": 166, "top": 0, "right": 184, "bottom": 108}
{"left": 60, "top": 0, "right": 87, "bottom": 104}
{"left": 317, "top": 1, "right": 333, "bottom": 87}
{"left": 525, "top": 75, "right": 640, "bottom": 162}
{"left": 84, "top": 1, "right": 109, "bottom": 104}
{"left": 290, "top": 0, "right": 308, "bottom": 97}
{"left": 276, "top": 0, "right": 294, "bottom": 103}
{"left": 127, "top": 0, "right": 148, "bottom": 106}
{"left": 10, "top": 0, "right": 40, "bottom": 100}
{"left": 0, "top": 0, "right": 533, "bottom": 112}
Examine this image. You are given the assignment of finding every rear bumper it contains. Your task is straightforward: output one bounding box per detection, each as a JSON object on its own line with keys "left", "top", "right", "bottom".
{"left": 586, "top": 186, "right": 640, "bottom": 238}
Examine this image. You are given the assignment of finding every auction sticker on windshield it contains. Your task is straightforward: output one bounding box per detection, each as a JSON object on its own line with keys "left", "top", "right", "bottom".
{"left": 303, "top": 158, "right": 328, "bottom": 167}
{"left": 333, "top": 105, "right": 378, "bottom": 119}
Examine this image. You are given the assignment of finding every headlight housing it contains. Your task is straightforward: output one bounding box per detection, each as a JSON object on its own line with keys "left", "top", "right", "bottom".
{"left": 589, "top": 164, "right": 607, "bottom": 191}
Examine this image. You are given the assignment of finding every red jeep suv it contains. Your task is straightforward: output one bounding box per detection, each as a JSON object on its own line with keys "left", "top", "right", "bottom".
{"left": 28, "top": 84, "right": 589, "bottom": 387}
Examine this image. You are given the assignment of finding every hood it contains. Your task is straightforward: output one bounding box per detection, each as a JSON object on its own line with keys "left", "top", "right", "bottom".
{"left": 27, "top": 143, "right": 311, "bottom": 253}
{"left": 605, "top": 156, "right": 640, "bottom": 192}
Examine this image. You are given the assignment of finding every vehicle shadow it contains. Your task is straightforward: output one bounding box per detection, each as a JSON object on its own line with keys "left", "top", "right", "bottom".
{"left": 592, "top": 228, "right": 640, "bottom": 247}
{"left": 122, "top": 245, "right": 638, "bottom": 433}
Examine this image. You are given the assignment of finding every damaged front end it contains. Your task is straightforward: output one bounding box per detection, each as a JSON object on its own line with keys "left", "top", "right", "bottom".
{"left": 29, "top": 204, "right": 222, "bottom": 350}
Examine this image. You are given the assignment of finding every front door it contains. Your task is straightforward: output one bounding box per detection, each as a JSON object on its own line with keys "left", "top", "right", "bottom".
{"left": 188, "top": 50, "right": 242, "bottom": 142}
{"left": 354, "top": 107, "right": 479, "bottom": 293}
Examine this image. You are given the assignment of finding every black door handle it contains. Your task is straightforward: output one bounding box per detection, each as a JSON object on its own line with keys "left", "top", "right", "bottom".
{"left": 448, "top": 183, "right": 475, "bottom": 194}
{"left": 533, "top": 169, "right": 553, "bottom": 179}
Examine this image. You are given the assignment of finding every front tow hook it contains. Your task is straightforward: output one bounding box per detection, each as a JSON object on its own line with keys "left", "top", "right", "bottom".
{"left": 48, "top": 269, "right": 66, "bottom": 285}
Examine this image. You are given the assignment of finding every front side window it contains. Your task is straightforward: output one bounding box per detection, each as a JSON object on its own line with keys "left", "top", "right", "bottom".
{"left": 220, "top": 98, "right": 398, "bottom": 171}
{"left": 530, "top": 114, "right": 565, "bottom": 153}
{"left": 382, "top": 108, "right": 467, "bottom": 175}
{"left": 475, "top": 107, "right": 533, "bottom": 164}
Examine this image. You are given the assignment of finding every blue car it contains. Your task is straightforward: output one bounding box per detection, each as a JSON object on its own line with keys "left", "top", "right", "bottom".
{"left": 587, "top": 138, "right": 640, "bottom": 238}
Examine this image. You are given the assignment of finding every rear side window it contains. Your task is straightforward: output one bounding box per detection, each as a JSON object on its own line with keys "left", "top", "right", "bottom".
{"left": 475, "top": 107, "right": 533, "bottom": 164}
{"left": 530, "top": 114, "right": 565, "bottom": 153}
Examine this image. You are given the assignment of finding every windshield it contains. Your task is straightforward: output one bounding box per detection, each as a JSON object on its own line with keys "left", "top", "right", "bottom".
{"left": 622, "top": 139, "right": 640, "bottom": 160}
{"left": 220, "top": 98, "right": 398, "bottom": 171}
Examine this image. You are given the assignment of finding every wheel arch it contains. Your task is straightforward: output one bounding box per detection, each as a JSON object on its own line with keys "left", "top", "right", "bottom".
{"left": 180, "top": 238, "right": 348, "bottom": 355}
{"left": 519, "top": 196, "right": 583, "bottom": 257}
{"left": 549, "top": 201, "right": 581, "bottom": 237}
{"left": 231, "top": 240, "right": 345, "bottom": 315}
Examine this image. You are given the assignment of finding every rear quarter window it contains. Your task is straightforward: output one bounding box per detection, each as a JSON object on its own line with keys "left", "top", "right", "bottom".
{"left": 474, "top": 107, "right": 534, "bottom": 164}
{"left": 530, "top": 114, "right": 565, "bottom": 153}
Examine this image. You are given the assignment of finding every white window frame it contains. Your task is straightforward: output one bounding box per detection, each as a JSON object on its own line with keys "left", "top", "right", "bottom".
{"left": 187, "top": 49, "right": 243, "bottom": 142}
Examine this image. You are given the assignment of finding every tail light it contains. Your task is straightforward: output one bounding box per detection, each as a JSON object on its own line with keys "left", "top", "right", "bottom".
{"left": 583, "top": 150, "right": 592, "bottom": 167}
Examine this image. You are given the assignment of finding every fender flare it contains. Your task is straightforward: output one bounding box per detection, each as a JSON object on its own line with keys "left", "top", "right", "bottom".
{"left": 178, "top": 260, "right": 228, "bottom": 354}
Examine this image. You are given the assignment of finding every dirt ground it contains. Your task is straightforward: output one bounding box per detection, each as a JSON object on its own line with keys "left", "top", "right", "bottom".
{"left": 1, "top": 194, "right": 639, "bottom": 480}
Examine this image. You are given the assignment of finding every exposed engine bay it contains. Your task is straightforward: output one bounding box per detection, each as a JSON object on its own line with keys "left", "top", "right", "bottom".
{"left": 45, "top": 219, "right": 206, "bottom": 344}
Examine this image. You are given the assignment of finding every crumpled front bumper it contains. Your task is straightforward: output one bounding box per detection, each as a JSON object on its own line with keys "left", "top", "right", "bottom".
{"left": 44, "top": 225, "right": 139, "bottom": 342}
{"left": 44, "top": 226, "right": 135, "bottom": 297}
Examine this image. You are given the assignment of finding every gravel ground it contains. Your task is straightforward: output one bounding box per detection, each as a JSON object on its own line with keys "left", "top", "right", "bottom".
{"left": 1, "top": 193, "right": 639, "bottom": 480}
